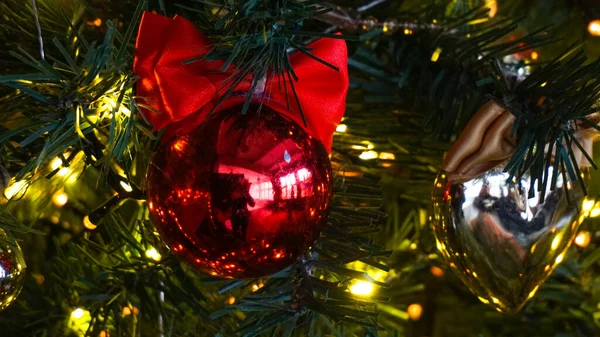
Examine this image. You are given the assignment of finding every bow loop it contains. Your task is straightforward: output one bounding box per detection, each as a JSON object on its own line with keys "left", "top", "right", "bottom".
{"left": 134, "top": 11, "right": 348, "bottom": 152}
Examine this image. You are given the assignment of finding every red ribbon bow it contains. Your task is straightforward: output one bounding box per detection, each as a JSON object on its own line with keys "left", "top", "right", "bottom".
{"left": 134, "top": 12, "right": 349, "bottom": 151}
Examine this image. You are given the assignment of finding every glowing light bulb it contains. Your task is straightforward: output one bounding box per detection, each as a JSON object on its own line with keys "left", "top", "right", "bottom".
{"left": 4, "top": 180, "right": 28, "bottom": 199}
{"left": 583, "top": 198, "right": 595, "bottom": 212}
{"left": 430, "top": 266, "right": 444, "bottom": 277}
{"left": 407, "top": 303, "right": 423, "bottom": 320}
{"left": 431, "top": 47, "right": 442, "bottom": 62}
{"left": 531, "top": 51, "right": 539, "bottom": 60}
{"left": 575, "top": 231, "right": 591, "bottom": 248}
{"left": 336, "top": 124, "right": 347, "bottom": 133}
{"left": 122, "top": 306, "right": 132, "bottom": 316}
{"left": 145, "top": 247, "right": 162, "bottom": 262}
{"left": 359, "top": 151, "right": 378, "bottom": 160}
{"left": 83, "top": 216, "right": 97, "bottom": 230}
{"left": 50, "top": 157, "right": 62, "bottom": 171}
{"left": 52, "top": 192, "right": 69, "bottom": 207}
{"left": 588, "top": 20, "right": 600, "bottom": 36}
{"left": 120, "top": 181, "right": 133, "bottom": 192}
{"left": 349, "top": 280, "right": 374, "bottom": 296}
{"left": 71, "top": 308, "right": 85, "bottom": 319}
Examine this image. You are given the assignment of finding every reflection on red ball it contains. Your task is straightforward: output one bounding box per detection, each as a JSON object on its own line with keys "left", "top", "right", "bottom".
{"left": 147, "top": 104, "right": 333, "bottom": 278}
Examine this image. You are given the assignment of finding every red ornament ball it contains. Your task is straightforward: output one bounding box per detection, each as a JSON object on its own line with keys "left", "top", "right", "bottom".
{"left": 147, "top": 104, "right": 333, "bottom": 278}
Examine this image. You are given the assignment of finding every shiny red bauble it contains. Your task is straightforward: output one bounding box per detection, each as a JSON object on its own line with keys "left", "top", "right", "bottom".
{"left": 147, "top": 104, "right": 333, "bottom": 278}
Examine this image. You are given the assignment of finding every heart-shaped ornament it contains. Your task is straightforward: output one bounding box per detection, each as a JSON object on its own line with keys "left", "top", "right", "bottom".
{"left": 431, "top": 168, "right": 585, "bottom": 313}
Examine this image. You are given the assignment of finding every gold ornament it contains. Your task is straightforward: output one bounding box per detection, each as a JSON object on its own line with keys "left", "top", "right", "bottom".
{"left": 0, "top": 230, "right": 26, "bottom": 311}
{"left": 432, "top": 168, "right": 585, "bottom": 313}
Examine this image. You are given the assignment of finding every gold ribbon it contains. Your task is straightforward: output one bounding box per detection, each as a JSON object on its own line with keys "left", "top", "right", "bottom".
{"left": 442, "top": 100, "right": 598, "bottom": 181}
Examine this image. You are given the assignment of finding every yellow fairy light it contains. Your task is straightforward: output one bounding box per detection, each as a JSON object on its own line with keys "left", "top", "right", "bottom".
{"left": 431, "top": 47, "right": 442, "bottom": 62}
{"left": 591, "top": 207, "right": 600, "bottom": 218}
{"left": 4, "top": 180, "right": 28, "bottom": 199}
{"left": 531, "top": 51, "right": 539, "bottom": 60}
{"left": 145, "top": 247, "right": 162, "bottom": 262}
{"left": 122, "top": 306, "right": 132, "bottom": 316}
{"left": 378, "top": 152, "right": 395, "bottom": 160}
{"left": 99, "top": 330, "right": 110, "bottom": 337}
{"left": 83, "top": 216, "right": 97, "bottom": 230}
{"left": 71, "top": 308, "right": 85, "bottom": 319}
{"left": 582, "top": 198, "right": 595, "bottom": 212}
{"left": 407, "top": 304, "right": 423, "bottom": 321}
{"left": 120, "top": 181, "right": 133, "bottom": 192}
{"left": 228, "top": 296, "right": 236, "bottom": 305}
{"left": 50, "top": 157, "right": 70, "bottom": 177}
{"left": 52, "top": 192, "right": 69, "bottom": 207}
{"left": 251, "top": 282, "right": 264, "bottom": 292}
{"left": 404, "top": 28, "right": 410, "bottom": 35}
{"left": 478, "top": 296, "right": 490, "bottom": 304}
{"left": 50, "top": 157, "right": 62, "bottom": 171}
{"left": 359, "top": 151, "right": 378, "bottom": 160}
{"left": 349, "top": 280, "right": 374, "bottom": 296}
{"left": 588, "top": 20, "right": 600, "bottom": 36}
{"left": 575, "top": 231, "right": 591, "bottom": 248}
{"left": 555, "top": 253, "right": 565, "bottom": 264}
{"left": 335, "top": 124, "right": 347, "bottom": 133}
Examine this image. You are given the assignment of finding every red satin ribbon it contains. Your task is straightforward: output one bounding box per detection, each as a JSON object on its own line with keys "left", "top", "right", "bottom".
{"left": 134, "top": 12, "right": 349, "bottom": 151}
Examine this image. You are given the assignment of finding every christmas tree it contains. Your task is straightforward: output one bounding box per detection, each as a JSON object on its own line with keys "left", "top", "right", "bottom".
{"left": 1, "top": 0, "right": 600, "bottom": 336}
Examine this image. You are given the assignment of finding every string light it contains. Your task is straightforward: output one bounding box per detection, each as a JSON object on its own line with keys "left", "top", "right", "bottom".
{"left": 349, "top": 280, "right": 374, "bottom": 296}
{"left": 49, "top": 157, "right": 70, "bottom": 177}
{"left": 588, "top": 20, "right": 600, "bottom": 36}
{"left": 407, "top": 303, "right": 423, "bottom": 320}
{"left": 4, "top": 180, "right": 28, "bottom": 199}
{"left": 359, "top": 151, "right": 378, "bottom": 160}
{"left": 145, "top": 247, "right": 162, "bottom": 262}
{"left": 71, "top": 308, "right": 85, "bottom": 319}
{"left": 120, "top": 181, "right": 133, "bottom": 192}
{"left": 431, "top": 47, "right": 442, "bottom": 62}
{"left": 83, "top": 216, "right": 97, "bottom": 230}
{"left": 228, "top": 296, "right": 236, "bottom": 305}
{"left": 430, "top": 266, "right": 444, "bottom": 277}
{"left": 335, "top": 124, "right": 347, "bottom": 133}
{"left": 52, "top": 192, "right": 69, "bottom": 207}
{"left": 379, "top": 152, "right": 395, "bottom": 160}
{"left": 575, "top": 231, "right": 591, "bottom": 248}
{"left": 531, "top": 51, "right": 539, "bottom": 60}
{"left": 583, "top": 198, "right": 595, "bottom": 212}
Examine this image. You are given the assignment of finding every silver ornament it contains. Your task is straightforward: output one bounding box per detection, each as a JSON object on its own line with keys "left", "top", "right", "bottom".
{"left": 0, "top": 229, "right": 26, "bottom": 311}
{"left": 432, "top": 168, "right": 585, "bottom": 313}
